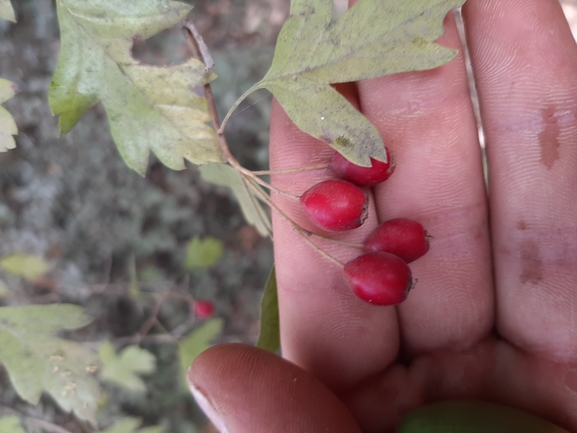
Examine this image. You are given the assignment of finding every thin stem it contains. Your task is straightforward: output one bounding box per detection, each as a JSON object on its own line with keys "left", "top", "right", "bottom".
{"left": 182, "top": 21, "right": 214, "bottom": 72}
{"left": 236, "top": 164, "right": 299, "bottom": 199}
{"left": 240, "top": 174, "right": 274, "bottom": 238}
{"left": 250, "top": 162, "right": 331, "bottom": 176}
{"left": 246, "top": 177, "right": 363, "bottom": 249}
{"left": 244, "top": 176, "right": 344, "bottom": 267}
{"left": 183, "top": 21, "right": 232, "bottom": 162}
{"left": 219, "top": 85, "right": 259, "bottom": 134}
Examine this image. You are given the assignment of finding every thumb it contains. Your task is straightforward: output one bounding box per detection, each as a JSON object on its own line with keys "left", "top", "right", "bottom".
{"left": 187, "top": 343, "right": 362, "bottom": 433}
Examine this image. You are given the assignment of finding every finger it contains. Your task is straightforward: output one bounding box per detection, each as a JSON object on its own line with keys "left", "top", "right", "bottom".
{"left": 187, "top": 344, "right": 362, "bottom": 433}
{"left": 463, "top": 0, "right": 577, "bottom": 359}
{"left": 355, "top": 13, "right": 493, "bottom": 354}
{"left": 269, "top": 85, "right": 400, "bottom": 392}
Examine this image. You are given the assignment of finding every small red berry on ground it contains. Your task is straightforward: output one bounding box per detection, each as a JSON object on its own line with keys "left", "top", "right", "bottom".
{"left": 332, "top": 148, "right": 395, "bottom": 187}
{"left": 344, "top": 252, "right": 413, "bottom": 305}
{"left": 300, "top": 179, "right": 368, "bottom": 231}
{"left": 364, "top": 218, "right": 429, "bottom": 263}
{"left": 194, "top": 300, "right": 215, "bottom": 318}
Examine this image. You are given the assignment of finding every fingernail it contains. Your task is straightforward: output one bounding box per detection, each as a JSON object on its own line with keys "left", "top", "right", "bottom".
{"left": 190, "top": 384, "right": 229, "bottom": 433}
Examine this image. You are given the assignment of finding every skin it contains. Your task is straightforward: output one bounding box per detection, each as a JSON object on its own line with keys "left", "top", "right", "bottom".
{"left": 188, "top": 0, "right": 577, "bottom": 431}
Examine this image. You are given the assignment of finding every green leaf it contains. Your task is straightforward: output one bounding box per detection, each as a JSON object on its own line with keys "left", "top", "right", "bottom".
{"left": 0, "top": 416, "right": 26, "bottom": 433}
{"left": 398, "top": 401, "right": 570, "bottom": 433}
{"left": 49, "top": 0, "right": 223, "bottom": 175}
{"left": 199, "top": 163, "right": 272, "bottom": 237}
{"left": 236, "top": 0, "right": 465, "bottom": 166}
{"left": 0, "top": 78, "right": 18, "bottom": 152}
{"left": 185, "top": 236, "right": 224, "bottom": 270}
{"left": 0, "top": 253, "right": 50, "bottom": 279}
{"left": 0, "top": 0, "right": 15, "bottom": 22}
{"left": 178, "top": 318, "right": 223, "bottom": 385}
{"left": 0, "top": 304, "right": 101, "bottom": 422}
{"left": 102, "top": 417, "right": 165, "bottom": 433}
{"left": 256, "top": 266, "right": 280, "bottom": 353}
{"left": 99, "top": 341, "right": 156, "bottom": 393}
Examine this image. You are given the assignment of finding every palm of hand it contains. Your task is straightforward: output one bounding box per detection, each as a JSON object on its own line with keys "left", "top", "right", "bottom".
{"left": 188, "top": 2, "right": 577, "bottom": 432}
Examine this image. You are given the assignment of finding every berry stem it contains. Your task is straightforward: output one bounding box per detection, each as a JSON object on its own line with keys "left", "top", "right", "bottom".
{"left": 250, "top": 162, "right": 331, "bottom": 176}
{"left": 235, "top": 164, "right": 300, "bottom": 200}
{"left": 244, "top": 177, "right": 344, "bottom": 267}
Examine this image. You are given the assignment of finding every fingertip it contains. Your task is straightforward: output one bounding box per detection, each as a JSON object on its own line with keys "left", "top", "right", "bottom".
{"left": 188, "top": 344, "right": 362, "bottom": 433}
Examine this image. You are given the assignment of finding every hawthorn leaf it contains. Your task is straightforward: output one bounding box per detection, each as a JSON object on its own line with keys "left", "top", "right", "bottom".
{"left": 256, "top": 267, "right": 280, "bottom": 353}
{"left": 102, "top": 417, "right": 165, "bottom": 433}
{"left": 0, "top": 304, "right": 101, "bottom": 422}
{"left": 49, "top": 0, "right": 223, "bottom": 175}
{"left": 185, "top": 236, "right": 224, "bottom": 270}
{"left": 199, "top": 163, "right": 272, "bottom": 237}
{"left": 0, "top": 79, "right": 18, "bottom": 152}
{"left": 238, "top": 0, "right": 465, "bottom": 166}
{"left": 178, "top": 318, "right": 223, "bottom": 386}
{"left": 0, "top": 416, "right": 25, "bottom": 433}
{"left": 99, "top": 341, "right": 156, "bottom": 393}
{"left": 0, "top": 0, "right": 15, "bottom": 22}
{"left": 0, "top": 253, "right": 50, "bottom": 279}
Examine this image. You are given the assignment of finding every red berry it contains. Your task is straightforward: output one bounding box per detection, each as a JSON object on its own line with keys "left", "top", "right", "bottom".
{"left": 194, "top": 300, "right": 215, "bottom": 318}
{"left": 332, "top": 148, "right": 395, "bottom": 187}
{"left": 364, "top": 218, "right": 429, "bottom": 263}
{"left": 300, "top": 179, "right": 369, "bottom": 231}
{"left": 344, "top": 252, "right": 412, "bottom": 305}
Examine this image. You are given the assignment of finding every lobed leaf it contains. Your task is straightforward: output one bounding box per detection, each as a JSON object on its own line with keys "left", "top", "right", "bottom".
{"left": 99, "top": 341, "right": 156, "bottom": 393}
{"left": 0, "top": 0, "right": 15, "bottom": 22}
{"left": 0, "top": 305, "right": 101, "bottom": 422}
{"left": 0, "top": 78, "right": 18, "bottom": 152}
{"left": 49, "top": 0, "right": 223, "bottom": 175}
{"left": 243, "top": 0, "right": 465, "bottom": 166}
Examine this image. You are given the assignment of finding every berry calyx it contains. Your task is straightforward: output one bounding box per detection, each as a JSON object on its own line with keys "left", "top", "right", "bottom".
{"left": 300, "top": 179, "right": 369, "bottom": 231}
{"left": 194, "top": 300, "right": 215, "bottom": 318}
{"left": 364, "top": 218, "right": 429, "bottom": 263}
{"left": 344, "top": 252, "right": 412, "bottom": 305}
{"left": 332, "top": 148, "right": 395, "bottom": 187}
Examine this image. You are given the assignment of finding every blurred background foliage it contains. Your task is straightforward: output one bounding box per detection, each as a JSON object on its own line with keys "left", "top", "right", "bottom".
{"left": 0, "top": 0, "right": 288, "bottom": 431}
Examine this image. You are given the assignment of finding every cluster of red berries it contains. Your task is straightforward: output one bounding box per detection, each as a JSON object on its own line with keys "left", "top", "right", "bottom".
{"left": 300, "top": 149, "right": 429, "bottom": 306}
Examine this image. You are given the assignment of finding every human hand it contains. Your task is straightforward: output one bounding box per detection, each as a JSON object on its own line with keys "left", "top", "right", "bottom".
{"left": 188, "top": 1, "right": 577, "bottom": 431}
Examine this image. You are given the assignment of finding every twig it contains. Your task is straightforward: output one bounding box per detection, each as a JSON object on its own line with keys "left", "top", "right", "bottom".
{"left": 183, "top": 22, "right": 353, "bottom": 264}
{"left": 136, "top": 293, "right": 166, "bottom": 339}
{"left": 182, "top": 21, "right": 214, "bottom": 72}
